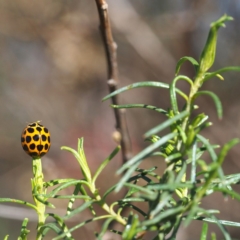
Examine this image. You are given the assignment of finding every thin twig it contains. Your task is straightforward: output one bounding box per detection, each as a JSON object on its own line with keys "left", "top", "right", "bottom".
{"left": 95, "top": 0, "right": 132, "bottom": 163}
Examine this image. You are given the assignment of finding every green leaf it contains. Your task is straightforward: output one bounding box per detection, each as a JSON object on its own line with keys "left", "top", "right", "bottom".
{"left": 0, "top": 198, "right": 37, "bottom": 211}
{"left": 102, "top": 81, "right": 187, "bottom": 101}
{"left": 124, "top": 183, "right": 156, "bottom": 199}
{"left": 197, "top": 217, "right": 240, "bottom": 227}
{"left": 92, "top": 145, "right": 121, "bottom": 184}
{"left": 44, "top": 213, "right": 72, "bottom": 238}
{"left": 103, "top": 81, "right": 169, "bottom": 101}
{"left": 203, "top": 66, "right": 240, "bottom": 82}
{"left": 149, "top": 193, "right": 172, "bottom": 218}
{"left": 170, "top": 76, "right": 192, "bottom": 114}
{"left": 198, "top": 213, "right": 231, "bottom": 240}
{"left": 41, "top": 223, "right": 62, "bottom": 236}
{"left": 144, "top": 110, "right": 189, "bottom": 138}
{"left": 63, "top": 200, "right": 96, "bottom": 220}
{"left": 212, "top": 187, "right": 240, "bottom": 201}
{"left": 18, "top": 218, "right": 30, "bottom": 240}
{"left": 115, "top": 132, "right": 178, "bottom": 192}
{"left": 143, "top": 205, "right": 185, "bottom": 226}
{"left": 147, "top": 182, "right": 193, "bottom": 191}
{"left": 46, "top": 180, "right": 91, "bottom": 198}
{"left": 61, "top": 138, "right": 92, "bottom": 183}
{"left": 53, "top": 215, "right": 112, "bottom": 240}
{"left": 200, "top": 222, "right": 208, "bottom": 240}
{"left": 111, "top": 104, "right": 167, "bottom": 114}
{"left": 175, "top": 56, "right": 199, "bottom": 76}
{"left": 122, "top": 213, "right": 140, "bottom": 240}
{"left": 190, "top": 141, "right": 198, "bottom": 183}
{"left": 198, "top": 14, "right": 233, "bottom": 74}
{"left": 193, "top": 91, "right": 222, "bottom": 119}
{"left": 97, "top": 218, "right": 115, "bottom": 239}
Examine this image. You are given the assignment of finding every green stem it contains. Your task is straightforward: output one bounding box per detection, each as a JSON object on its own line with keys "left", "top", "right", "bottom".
{"left": 176, "top": 72, "right": 205, "bottom": 156}
{"left": 31, "top": 158, "right": 46, "bottom": 240}
{"left": 90, "top": 184, "right": 126, "bottom": 225}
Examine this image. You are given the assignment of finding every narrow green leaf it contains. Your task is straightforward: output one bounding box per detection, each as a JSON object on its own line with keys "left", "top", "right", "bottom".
{"left": 44, "top": 180, "right": 90, "bottom": 198}
{"left": 200, "top": 222, "right": 208, "bottom": 240}
{"left": 149, "top": 193, "right": 172, "bottom": 219}
{"left": 147, "top": 181, "right": 193, "bottom": 191}
{"left": 120, "top": 132, "right": 178, "bottom": 173}
{"left": 143, "top": 205, "right": 185, "bottom": 226}
{"left": 0, "top": 198, "right": 37, "bottom": 211}
{"left": 92, "top": 145, "right": 121, "bottom": 184}
{"left": 103, "top": 81, "right": 169, "bottom": 101}
{"left": 52, "top": 195, "right": 91, "bottom": 200}
{"left": 197, "top": 217, "right": 240, "bottom": 227}
{"left": 191, "top": 141, "right": 197, "bottom": 183}
{"left": 53, "top": 215, "right": 112, "bottom": 240}
{"left": 198, "top": 14, "right": 233, "bottom": 73}
{"left": 66, "top": 184, "right": 81, "bottom": 216}
{"left": 122, "top": 213, "right": 140, "bottom": 240}
{"left": 175, "top": 56, "right": 199, "bottom": 76}
{"left": 196, "top": 213, "right": 231, "bottom": 240}
{"left": 41, "top": 223, "right": 62, "bottom": 236}
{"left": 120, "top": 198, "right": 146, "bottom": 202}
{"left": 32, "top": 187, "right": 55, "bottom": 208}
{"left": 203, "top": 66, "right": 240, "bottom": 82}
{"left": 213, "top": 187, "right": 240, "bottom": 201}
{"left": 18, "top": 218, "right": 30, "bottom": 240}
{"left": 45, "top": 213, "right": 72, "bottom": 238}
{"left": 196, "top": 134, "right": 224, "bottom": 180}
{"left": 97, "top": 218, "right": 115, "bottom": 239}
{"left": 124, "top": 182, "right": 155, "bottom": 196}
{"left": 63, "top": 200, "right": 96, "bottom": 220}
{"left": 144, "top": 110, "right": 189, "bottom": 138}
{"left": 111, "top": 104, "right": 167, "bottom": 114}
{"left": 102, "top": 81, "right": 187, "bottom": 102}
{"left": 170, "top": 76, "right": 192, "bottom": 114}
{"left": 115, "top": 132, "right": 178, "bottom": 192}
{"left": 44, "top": 178, "right": 76, "bottom": 188}
{"left": 61, "top": 139, "right": 92, "bottom": 183}
{"left": 193, "top": 91, "right": 222, "bottom": 119}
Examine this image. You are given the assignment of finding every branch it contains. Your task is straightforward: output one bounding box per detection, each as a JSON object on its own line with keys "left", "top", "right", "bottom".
{"left": 95, "top": 0, "right": 132, "bottom": 164}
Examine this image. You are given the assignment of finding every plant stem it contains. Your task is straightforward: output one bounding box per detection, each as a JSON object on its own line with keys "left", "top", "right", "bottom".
{"left": 91, "top": 184, "right": 126, "bottom": 225}
{"left": 32, "top": 158, "right": 46, "bottom": 240}
{"left": 179, "top": 73, "right": 205, "bottom": 151}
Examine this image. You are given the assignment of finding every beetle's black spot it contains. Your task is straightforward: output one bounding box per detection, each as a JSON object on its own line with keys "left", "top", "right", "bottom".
{"left": 24, "top": 130, "right": 26, "bottom": 134}
{"left": 41, "top": 135, "right": 47, "bottom": 141}
{"left": 37, "top": 145, "right": 43, "bottom": 151}
{"left": 29, "top": 123, "right": 36, "bottom": 127}
{"left": 30, "top": 152, "right": 38, "bottom": 157}
{"left": 23, "top": 144, "right": 28, "bottom": 151}
{"left": 36, "top": 127, "right": 42, "bottom": 132}
{"left": 40, "top": 152, "right": 46, "bottom": 157}
{"left": 44, "top": 144, "right": 49, "bottom": 150}
{"left": 26, "top": 136, "right": 31, "bottom": 143}
{"left": 44, "top": 128, "right": 49, "bottom": 133}
{"left": 30, "top": 143, "right": 36, "bottom": 150}
{"left": 33, "top": 134, "right": 40, "bottom": 141}
{"left": 48, "top": 136, "right": 50, "bottom": 143}
{"left": 38, "top": 123, "right": 43, "bottom": 127}
{"left": 21, "top": 137, "right": 25, "bottom": 142}
{"left": 27, "top": 128, "right": 34, "bottom": 133}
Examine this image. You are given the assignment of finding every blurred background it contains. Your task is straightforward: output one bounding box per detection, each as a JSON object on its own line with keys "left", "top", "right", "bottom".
{"left": 0, "top": 0, "right": 240, "bottom": 239}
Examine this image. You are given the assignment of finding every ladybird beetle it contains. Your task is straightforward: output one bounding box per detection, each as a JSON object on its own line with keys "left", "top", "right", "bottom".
{"left": 21, "top": 122, "right": 51, "bottom": 158}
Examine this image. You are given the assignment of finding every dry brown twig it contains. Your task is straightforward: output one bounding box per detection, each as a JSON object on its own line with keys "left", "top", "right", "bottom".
{"left": 95, "top": 0, "right": 132, "bottom": 164}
